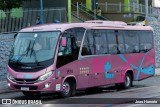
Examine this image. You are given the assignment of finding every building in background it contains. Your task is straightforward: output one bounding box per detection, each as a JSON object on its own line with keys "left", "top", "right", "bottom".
{"left": 22, "top": 0, "right": 69, "bottom": 22}
{"left": 152, "top": 0, "right": 160, "bottom": 8}
{"left": 97, "top": 0, "right": 146, "bottom": 22}
{"left": 8, "top": 0, "right": 157, "bottom": 23}
{"left": 71, "top": 0, "right": 155, "bottom": 22}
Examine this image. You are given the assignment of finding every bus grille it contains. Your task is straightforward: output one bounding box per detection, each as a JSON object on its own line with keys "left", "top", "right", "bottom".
{"left": 14, "top": 78, "right": 38, "bottom": 84}
{"left": 14, "top": 85, "right": 38, "bottom": 90}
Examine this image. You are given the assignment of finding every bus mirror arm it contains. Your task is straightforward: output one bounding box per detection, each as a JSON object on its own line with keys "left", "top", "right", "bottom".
{"left": 61, "top": 37, "right": 67, "bottom": 47}
{"left": 14, "top": 33, "right": 18, "bottom": 39}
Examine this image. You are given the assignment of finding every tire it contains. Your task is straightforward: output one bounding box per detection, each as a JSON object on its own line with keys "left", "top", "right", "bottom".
{"left": 116, "top": 73, "right": 133, "bottom": 90}
{"left": 61, "top": 80, "right": 75, "bottom": 97}
{"left": 123, "top": 73, "right": 132, "bottom": 89}
{"left": 22, "top": 91, "right": 40, "bottom": 97}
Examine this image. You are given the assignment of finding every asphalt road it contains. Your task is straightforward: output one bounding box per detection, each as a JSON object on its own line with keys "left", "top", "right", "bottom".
{"left": 0, "top": 76, "right": 160, "bottom": 107}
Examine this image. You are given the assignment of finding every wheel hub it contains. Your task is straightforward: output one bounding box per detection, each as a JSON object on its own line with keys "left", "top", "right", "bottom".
{"left": 63, "top": 82, "right": 70, "bottom": 95}
{"left": 125, "top": 76, "right": 130, "bottom": 87}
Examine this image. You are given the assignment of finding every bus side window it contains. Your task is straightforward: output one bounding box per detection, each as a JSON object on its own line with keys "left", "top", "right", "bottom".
{"left": 118, "top": 44, "right": 124, "bottom": 54}
{"left": 109, "top": 44, "right": 118, "bottom": 54}
{"left": 57, "top": 36, "right": 76, "bottom": 68}
{"left": 81, "top": 30, "right": 93, "bottom": 56}
{"left": 124, "top": 31, "right": 139, "bottom": 54}
{"left": 117, "top": 33, "right": 125, "bottom": 54}
{"left": 107, "top": 30, "right": 117, "bottom": 54}
{"left": 64, "top": 27, "right": 85, "bottom": 56}
{"left": 94, "top": 30, "right": 108, "bottom": 55}
{"left": 139, "top": 31, "right": 153, "bottom": 52}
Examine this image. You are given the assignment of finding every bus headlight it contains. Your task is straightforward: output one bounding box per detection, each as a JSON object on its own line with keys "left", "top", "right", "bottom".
{"left": 37, "top": 71, "right": 53, "bottom": 81}
{"left": 7, "top": 73, "right": 15, "bottom": 81}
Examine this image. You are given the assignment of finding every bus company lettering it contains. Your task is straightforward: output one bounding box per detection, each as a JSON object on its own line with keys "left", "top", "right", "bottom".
{"left": 67, "top": 69, "right": 73, "bottom": 74}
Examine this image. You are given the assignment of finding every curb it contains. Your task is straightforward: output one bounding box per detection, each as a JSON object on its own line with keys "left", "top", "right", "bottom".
{"left": 0, "top": 81, "right": 19, "bottom": 94}
{"left": 0, "top": 90, "right": 18, "bottom": 94}
{"left": 155, "top": 68, "right": 160, "bottom": 76}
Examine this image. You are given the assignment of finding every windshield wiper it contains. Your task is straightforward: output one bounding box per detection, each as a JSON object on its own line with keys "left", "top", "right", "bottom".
{"left": 26, "top": 40, "right": 32, "bottom": 56}
{"left": 10, "top": 40, "right": 46, "bottom": 68}
{"left": 10, "top": 40, "right": 32, "bottom": 63}
{"left": 30, "top": 41, "right": 46, "bottom": 68}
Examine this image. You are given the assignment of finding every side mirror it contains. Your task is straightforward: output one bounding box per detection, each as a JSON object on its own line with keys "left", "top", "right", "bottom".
{"left": 14, "top": 33, "right": 17, "bottom": 39}
{"left": 61, "top": 37, "right": 67, "bottom": 47}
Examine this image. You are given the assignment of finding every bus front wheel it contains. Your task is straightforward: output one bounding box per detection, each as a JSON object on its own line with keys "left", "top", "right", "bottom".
{"left": 61, "top": 80, "right": 75, "bottom": 97}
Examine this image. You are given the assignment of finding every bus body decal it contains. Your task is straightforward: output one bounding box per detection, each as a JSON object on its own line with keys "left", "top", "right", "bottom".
{"left": 130, "top": 64, "right": 154, "bottom": 80}
{"left": 23, "top": 75, "right": 33, "bottom": 79}
{"left": 105, "top": 62, "right": 114, "bottom": 78}
{"left": 118, "top": 53, "right": 155, "bottom": 80}
{"left": 118, "top": 54, "right": 128, "bottom": 63}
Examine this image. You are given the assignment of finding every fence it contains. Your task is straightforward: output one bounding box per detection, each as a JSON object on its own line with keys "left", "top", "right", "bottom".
{"left": 98, "top": 2, "right": 157, "bottom": 17}
{"left": 71, "top": 3, "right": 108, "bottom": 22}
{"left": 0, "top": 8, "right": 67, "bottom": 33}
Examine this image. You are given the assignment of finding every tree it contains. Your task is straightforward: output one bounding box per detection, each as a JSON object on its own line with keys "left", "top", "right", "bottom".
{"left": 0, "top": 0, "right": 23, "bottom": 10}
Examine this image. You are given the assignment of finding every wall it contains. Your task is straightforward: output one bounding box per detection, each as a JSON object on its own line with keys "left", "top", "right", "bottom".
{"left": 146, "top": 15, "right": 160, "bottom": 67}
{"left": 0, "top": 34, "right": 14, "bottom": 81}
{"left": 148, "top": 17, "right": 160, "bottom": 67}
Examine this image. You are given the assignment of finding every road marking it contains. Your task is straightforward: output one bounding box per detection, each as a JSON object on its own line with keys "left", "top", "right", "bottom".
{"left": 19, "top": 105, "right": 33, "bottom": 107}
{"left": 124, "top": 104, "right": 145, "bottom": 107}
{"left": 120, "top": 85, "right": 160, "bottom": 93}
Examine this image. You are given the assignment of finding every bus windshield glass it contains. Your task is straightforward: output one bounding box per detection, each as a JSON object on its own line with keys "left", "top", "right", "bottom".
{"left": 9, "top": 31, "right": 60, "bottom": 66}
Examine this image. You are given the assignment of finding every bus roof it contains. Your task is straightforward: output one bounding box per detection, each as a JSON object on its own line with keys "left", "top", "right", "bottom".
{"left": 20, "top": 20, "right": 153, "bottom": 32}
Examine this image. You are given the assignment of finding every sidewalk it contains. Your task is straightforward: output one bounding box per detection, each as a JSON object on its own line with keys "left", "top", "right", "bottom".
{"left": 0, "top": 81, "right": 10, "bottom": 94}
{"left": 155, "top": 68, "right": 160, "bottom": 76}
{"left": 0, "top": 81, "right": 17, "bottom": 94}
{"left": 0, "top": 68, "right": 160, "bottom": 94}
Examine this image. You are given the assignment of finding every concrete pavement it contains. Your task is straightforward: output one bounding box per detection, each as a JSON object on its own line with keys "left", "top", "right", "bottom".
{"left": 0, "top": 81, "right": 17, "bottom": 94}
{"left": 155, "top": 68, "right": 160, "bottom": 76}
{"left": 0, "top": 81, "right": 10, "bottom": 94}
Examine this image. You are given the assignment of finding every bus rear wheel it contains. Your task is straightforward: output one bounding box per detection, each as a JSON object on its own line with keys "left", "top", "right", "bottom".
{"left": 116, "top": 73, "right": 133, "bottom": 89}
{"left": 61, "top": 80, "right": 75, "bottom": 97}
{"left": 123, "top": 73, "right": 132, "bottom": 89}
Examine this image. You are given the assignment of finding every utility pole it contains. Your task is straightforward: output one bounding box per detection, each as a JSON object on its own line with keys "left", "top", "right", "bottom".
{"left": 40, "top": 0, "right": 43, "bottom": 24}
{"left": 94, "top": 0, "right": 97, "bottom": 20}
{"left": 4, "top": 1, "right": 6, "bottom": 11}
{"left": 145, "top": 0, "right": 149, "bottom": 17}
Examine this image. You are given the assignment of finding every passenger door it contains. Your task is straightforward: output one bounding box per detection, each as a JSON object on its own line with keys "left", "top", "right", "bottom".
{"left": 56, "top": 34, "right": 78, "bottom": 91}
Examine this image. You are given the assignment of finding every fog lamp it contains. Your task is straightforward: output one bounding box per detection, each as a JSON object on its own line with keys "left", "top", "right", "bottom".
{"left": 8, "top": 83, "right": 11, "bottom": 87}
{"left": 44, "top": 83, "right": 51, "bottom": 88}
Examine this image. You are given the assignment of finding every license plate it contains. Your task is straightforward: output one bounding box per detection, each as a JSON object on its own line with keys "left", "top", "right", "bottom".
{"left": 21, "top": 87, "right": 29, "bottom": 91}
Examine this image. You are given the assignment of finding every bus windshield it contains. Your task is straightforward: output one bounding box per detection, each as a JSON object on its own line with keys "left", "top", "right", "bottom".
{"left": 9, "top": 31, "right": 60, "bottom": 71}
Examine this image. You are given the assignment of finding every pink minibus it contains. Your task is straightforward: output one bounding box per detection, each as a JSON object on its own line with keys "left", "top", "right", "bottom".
{"left": 7, "top": 21, "right": 155, "bottom": 97}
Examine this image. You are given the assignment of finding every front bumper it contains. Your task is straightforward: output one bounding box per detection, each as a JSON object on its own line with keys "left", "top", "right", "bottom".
{"left": 7, "top": 77, "right": 56, "bottom": 92}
